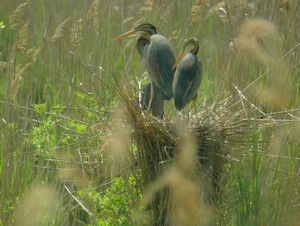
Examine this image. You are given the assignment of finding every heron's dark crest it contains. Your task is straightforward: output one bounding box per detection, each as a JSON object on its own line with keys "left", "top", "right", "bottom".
{"left": 134, "top": 23, "right": 158, "bottom": 36}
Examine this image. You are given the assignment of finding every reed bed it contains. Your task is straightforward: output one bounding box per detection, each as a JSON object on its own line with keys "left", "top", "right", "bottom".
{"left": 0, "top": 0, "right": 299, "bottom": 225}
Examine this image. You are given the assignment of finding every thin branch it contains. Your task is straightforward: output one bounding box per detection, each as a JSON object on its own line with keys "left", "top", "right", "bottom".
{"left": 64, "top": 185, "right": 93, "bottom": 217}
{"left": 233, "top": 83, "right": 266, "bottom": 116}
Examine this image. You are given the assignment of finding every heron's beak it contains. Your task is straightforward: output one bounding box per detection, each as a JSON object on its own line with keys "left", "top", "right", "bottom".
{"left": 112, "top": 29, "right": 136, "bottom": 41}
{"left": 173, "top": 49, "right": 185, "bottom": 70}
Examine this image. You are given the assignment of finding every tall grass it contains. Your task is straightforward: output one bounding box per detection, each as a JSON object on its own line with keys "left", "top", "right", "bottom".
{"left": 0, "top": 0, "right": 299, "bottom": 225}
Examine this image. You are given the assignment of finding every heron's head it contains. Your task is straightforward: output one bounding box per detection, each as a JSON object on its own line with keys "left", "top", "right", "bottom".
{"left": 183, "top": 38, "right": 199, "bottom": 55}
{"left": 112, "top": 23, "right": 157, "bottom": 41}
{"left": 134, "top": 23, "right": 157, "bottom": 35}
{"left": 173, "top": 37, "right": 199, "bottom": 69}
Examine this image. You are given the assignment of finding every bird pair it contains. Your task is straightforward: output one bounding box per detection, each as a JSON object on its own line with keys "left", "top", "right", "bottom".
{"left": 113, "top": 23, "right": 202, "bottom": 119}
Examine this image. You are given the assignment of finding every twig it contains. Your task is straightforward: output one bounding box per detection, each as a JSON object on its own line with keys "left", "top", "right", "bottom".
{"left": 241, "top": 42, "right": 300, "bottom": 94}
{"left": 64, "top": 185, "right": 93, "bottom": 217}
{"left": 233, "top": 84, "right": 248, "bottom": 118}
{"left": 233, "top": 83, "right": 266, "bottom": 116}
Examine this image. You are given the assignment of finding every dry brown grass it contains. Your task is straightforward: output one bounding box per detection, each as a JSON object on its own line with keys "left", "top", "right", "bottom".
{"left": 100, "top": 67, "right": 300, "bottom": 224}
{"left": 98, "top": 75, "right": 293, "bottom": 225}
{"left": 235, "top": 18, "right": 294, "bottom": 110}
{"left": 51, "top": 17, "right": 71, "bottom": 42}
{"left": 14, "top": 185, "right": 59, "bottom": 226}
{"left": 85, "top": 0, "right": 100, "bottom": 36}
{"left": 8, "top": 21, "right": 31, "bottom": 107}
{"left": 237, "top": 18, "right": 278, "bottom": 65}
{"left": 9, "top": 2, "right": 29, "bottom": 27}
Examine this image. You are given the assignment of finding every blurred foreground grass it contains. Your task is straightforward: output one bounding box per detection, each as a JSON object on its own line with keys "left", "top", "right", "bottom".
{"left": 0, "top": 0, "right": 300, "bottom": 225}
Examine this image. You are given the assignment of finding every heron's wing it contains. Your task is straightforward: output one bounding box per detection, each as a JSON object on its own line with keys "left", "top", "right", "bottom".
{"left": 147, "top": 56, "right": 163, "bottom": 85}
{"left": 183, "top": 81, "right": 194, "bottom": 99}
{"left": 144, "top": 36, "right": 175, "bottom": 99}
{"left": 175, "top": 57, "right": 201, "bottom": 101}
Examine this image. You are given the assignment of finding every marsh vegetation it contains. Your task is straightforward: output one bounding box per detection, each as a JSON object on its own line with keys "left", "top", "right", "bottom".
{"left": 0, "top": 0, "right": 299, "bottom": 225}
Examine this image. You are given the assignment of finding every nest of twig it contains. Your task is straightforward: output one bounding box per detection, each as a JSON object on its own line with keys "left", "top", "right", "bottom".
{"left": 112, "top": 82, "right": 229, "bottom": 224}
{"left": 110, "top": 80, "right": 297, "bottom": 226}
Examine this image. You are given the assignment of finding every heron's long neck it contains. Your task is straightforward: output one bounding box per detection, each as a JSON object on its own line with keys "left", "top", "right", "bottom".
{"left": 191, "top": 43, "right": 199, "bottom": 55}
{"left": 137, "top": 37, "right": 149, "bottom": 56}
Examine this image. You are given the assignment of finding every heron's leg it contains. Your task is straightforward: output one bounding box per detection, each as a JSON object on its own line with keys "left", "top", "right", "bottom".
{"left": 193, "top": 93, "right": 198, "bottom": 112}
{"left": 138, "top": 82, "right": 142, "bottom": 108}
{"left": 147, "top": 82, "right": 154, "bottom": 113}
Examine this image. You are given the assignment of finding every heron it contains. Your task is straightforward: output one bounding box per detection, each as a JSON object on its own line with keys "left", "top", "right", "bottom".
{"left": 139, "top": 82, "right": 164, "bottom": 119}
{"left": 113, "top": 23, "right": 175, "bottom": 100}
{"left": 172, "top": 38, "right": 202, "bottom": 111}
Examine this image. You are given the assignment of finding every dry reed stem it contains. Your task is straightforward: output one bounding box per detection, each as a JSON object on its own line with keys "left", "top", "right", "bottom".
{"left": 175, "top": 122, "right": 198, "bottom": 172}
{"left": 54, "top": 151, "right": 90, "bottom": 188}
{"left": 142, "top": 166, "right": 213, "bottom": 226}
{"left": 169, "top": 169, "right": 213, "bottom": 226}
{"left": 237, "top": 18, "right": 278, "bottom": 65}
{"left": 236, "top": 18, "right": 293, "bottom": 110}
{"left": 122, "top": 17, "right": 135, "bottom": 25}
{"left": 51, "top": 17, "right": 71, "bottom": 42}
{"left": 191, "top": 5, "right": 201, "bottom": 23}
{"left": 140, "top": 124, "right": 214, "bottom": 225}
{"left": 60, "top": 168, "right": 89, "bottom": 188}
{"left": 9, "top": 2, "right": 29, "bottom": 27}
{"left": 26, "top": 47, "right": 41, "bottom": 63}
{"left": 108, "top": 104, "right": 132, "bottom": 172}
{"left": 206, "top": 0, "right": 254, "bottom": 23}
{"left": 64, "top": 185, "right": 93, "bottom": 217}
{"left": 70, "top": 19, "right": 83, "bottom": 47}
{"left": 11, "top": 63, "right": 31, "bottom": 106}
{"left": 12, "top": 22, "right": 29, "bottom": 53}
{"left": 280, "top": 0, "right": 293, "bottom": 12}
{"left": 14, "top": 185, "right": 59, "bottom": 226}
{"left": 85, "top": 0, "right": 100, "bottom": 35}
{"left": 140, "top": 0, "right": 153, "bottom": 14}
